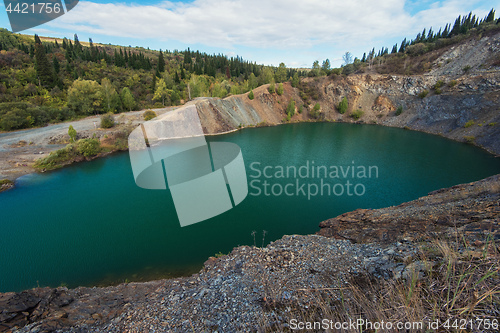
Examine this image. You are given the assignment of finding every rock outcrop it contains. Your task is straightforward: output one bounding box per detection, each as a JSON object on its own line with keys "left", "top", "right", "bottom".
{"left": 193, "top": 31, "right": 500, "bottom": 155}
{"left": 318, "top": 174, "right": 500, "bottom": 245}
{"left": 195, "top": 71, "right": 500, "bottom": 155}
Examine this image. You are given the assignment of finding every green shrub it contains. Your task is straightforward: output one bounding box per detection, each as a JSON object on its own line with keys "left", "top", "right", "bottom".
{"left": 298, "top": 105, "right": 303, "bottom": 114}
{"left": 143, "top": 110, "right": 157, "bottom": 121}
{"left": 286, "top": 99, "right": 295, "bottom": 118}
{"left": 34, "top": 144, "right": 77, "bottom": 170}
{"left": 350, "top": 109, "right": 364, "bottom": 120}
{"left": 248, "top": 90, "right": 254, "bottom": 100}
{"left": 310, "top": 90, "right": 320, "bottom": 100}
{"left": 463, "top": 135, "right": 475, "bottom": 143}
{"left": 268, "top": 82, "right": 275, "bottom": 94}
{"left": 77, "top": 138, "right": 101, "bottom": 157}
{"left": 310, "top": 103, "right": 321, "bottom": 119}
{"left": 448, "top": 80, "right": 457, "bottom": 87}
{"left": 418, "top": 90, "right": 429, "bottom": 99}
{"left": 463, "top": 65, "right": 471, "bottom": 73}
{"left": 395, "top": 105, "right": 403, "bottom": 116}
{"left": 214, "top": 252, "right": 226, "bottom": 258}
{"left": 291, "top": 73, "right": 299, "bottom": 88}
{"left": 68, "top": 125, "right": 77, "bottom": 142}
{"left": 435, "top": 87, "right": 442, "bottom": 95}
{"left": 434, "top": 80, "right": 445, "bottom": 89}
{"left": 0, "top": 108, "right": 30, "bottom": 130}
{"left": 338, "top": 97, "right": 348, "bottom": 114}
{"left": 464, "top": 120, "right": 475, "bottom": 128}
{"left": 100, "top": 113, "right": 115, "bottom": 128}
{"left": 331, "top": 68, "right": 342, "bottom": 75}
{"left": 488, "top": 122, "right": 497, "bottom": 126}
{"left": 0, "top": 179, "right": 14, "bottom": 186}
{"left": 277, "top": 83, "right": 284, "bottom": 96}
{"left": 0, "top": 103, "right": 75, "bottom": 131}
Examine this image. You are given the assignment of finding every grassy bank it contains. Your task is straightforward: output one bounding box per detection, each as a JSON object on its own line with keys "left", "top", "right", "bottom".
{"left": 34, "top": 128, "right": 131, "bottom": 171}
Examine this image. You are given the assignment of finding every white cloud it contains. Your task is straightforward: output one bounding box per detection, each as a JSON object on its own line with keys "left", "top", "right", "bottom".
{"left": 44, "top": 0, "right": 494, "bottom": 66}
{"left": 49, "top": 0, "right": 406, "bottom": 48}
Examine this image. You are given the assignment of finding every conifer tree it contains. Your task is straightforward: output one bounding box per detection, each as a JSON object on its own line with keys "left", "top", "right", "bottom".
{"left": 420, "top": 28, "right": 426, "bottom": 42}
{"left": 53, "top": 56, "right": 60, "bottom": 74}
{"left": 152, "top": 73, "right": 157, "bottom": 92}
{"left": 34, "top": 34, "right": 55, "bottom": 88}
{"left": 442, "top": 23, "right": 450, "bottom": 37}
{"left": 435, "top": 28, "right": 442, "bottom": 39}
{"left": 427, "top": 28, "right": 434, "bottom": 41}
{"left": 158, "top": 50, "right": 165, "bottom": 73}
{"left": 291, "top": 72, "right": 299, "bottom": 87}
{"left": 398, "top": 38, "right": 407, "bottom": 53}
{"left": 486, "top": 9, "right": 495, "bottom": 22}
{"left": 74, "top": 34, "right": 82, "bottom": 55}
{"left": 451, "top": 16, "right": 461, "bottom": 36}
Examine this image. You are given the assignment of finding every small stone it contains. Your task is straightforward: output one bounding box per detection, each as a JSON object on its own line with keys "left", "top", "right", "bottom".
{"left": 51, "top": 311, "right": 68, "bottom": 319}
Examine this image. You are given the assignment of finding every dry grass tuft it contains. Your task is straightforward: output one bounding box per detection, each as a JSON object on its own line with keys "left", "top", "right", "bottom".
{"left": 259, "top": 236, "right": 500, "bottom": 332}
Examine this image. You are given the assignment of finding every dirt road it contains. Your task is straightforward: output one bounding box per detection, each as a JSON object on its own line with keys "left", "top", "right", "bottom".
{"left": 0, "top": 108, "right": 173, "bottom": 181}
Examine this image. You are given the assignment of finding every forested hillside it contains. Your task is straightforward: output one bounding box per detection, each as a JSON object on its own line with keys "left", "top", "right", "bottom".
{"left": 309, "top": 9, "right": 500, "bottom": 76}
{"left": 0, "top": 29, "right": 303, "bottom": 131}
{"left": 1, "top": 9, "right": 498, "bottom": 132}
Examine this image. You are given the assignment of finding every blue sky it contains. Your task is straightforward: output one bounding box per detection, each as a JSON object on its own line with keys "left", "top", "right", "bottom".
{"left": 1, "top": 0, "right": 498, "bottom": 68}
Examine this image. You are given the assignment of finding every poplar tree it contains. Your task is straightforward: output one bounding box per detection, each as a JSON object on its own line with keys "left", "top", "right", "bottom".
{"left": 121, "top": 87, "right": 135, "bottom": 111}
{"left": 153, "top": 78, "right": 169, "bottom": 106}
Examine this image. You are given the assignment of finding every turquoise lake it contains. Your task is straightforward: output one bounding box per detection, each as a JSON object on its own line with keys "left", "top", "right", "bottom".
{"left": 1, "top": 122, "right": 499, "bottom": 292}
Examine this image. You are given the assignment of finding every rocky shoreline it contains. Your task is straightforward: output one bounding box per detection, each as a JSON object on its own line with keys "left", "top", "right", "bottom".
{"left": 1, "top": 174, "right": 498, "bottom": 333}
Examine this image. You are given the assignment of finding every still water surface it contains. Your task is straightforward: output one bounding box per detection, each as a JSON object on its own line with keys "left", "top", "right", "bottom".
{"left": 1, "top": 123, "right": 499, "bottom": 292}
